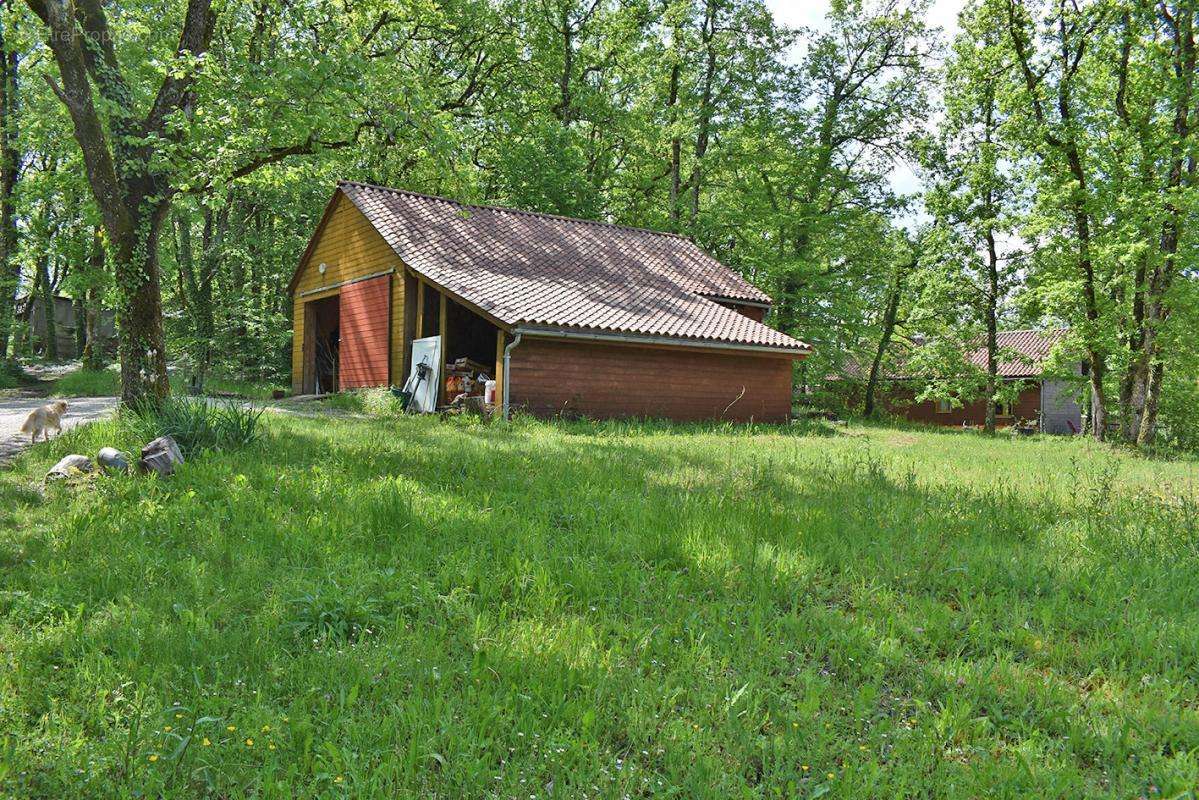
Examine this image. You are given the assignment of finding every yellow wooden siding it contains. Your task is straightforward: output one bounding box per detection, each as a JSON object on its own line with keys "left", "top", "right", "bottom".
{"left": 291, "top": 194, "right": 405, "bottom": 392}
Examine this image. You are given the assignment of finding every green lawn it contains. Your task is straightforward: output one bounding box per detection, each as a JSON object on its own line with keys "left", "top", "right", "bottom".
{"left": 1, "top": 413, "right": 1198, "bottom": 798}
{"left": 53, "top": 366, "right": 121, "bottom": 396}
{"left": 48, "top": 365, "right": 284, "bottom": 400}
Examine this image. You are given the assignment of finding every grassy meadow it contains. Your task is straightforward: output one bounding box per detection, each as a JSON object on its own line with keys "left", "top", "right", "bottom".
{"left": 47, "top": 365, "right": 285, "bottom": 400}
{"left": 1, "top": 409, "right": 1198, "bottom": 798}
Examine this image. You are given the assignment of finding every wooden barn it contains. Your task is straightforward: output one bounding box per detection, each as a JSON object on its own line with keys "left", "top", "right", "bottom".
{"left": 288, "top": 181, "right": 810, "bottom": 422}
{"left": 850, "top": 329, "right": 1084, "bottom": 434}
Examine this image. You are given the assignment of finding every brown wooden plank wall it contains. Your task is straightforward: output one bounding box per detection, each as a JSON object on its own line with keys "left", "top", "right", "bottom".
{"left": 508, "top": 337, "right": 794, "bottom": 423}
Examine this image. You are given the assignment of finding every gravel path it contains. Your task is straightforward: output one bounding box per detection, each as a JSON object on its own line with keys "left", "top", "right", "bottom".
{"left": 0, "top": 396, "right": 119, "bottom": 466}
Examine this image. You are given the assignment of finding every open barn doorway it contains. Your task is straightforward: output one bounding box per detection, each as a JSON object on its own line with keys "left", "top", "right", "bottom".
{"left": 439, "top": 296, "right": 500, "bottom": 405}
{"left": 303, "top": 295, "right": 340, "bottom": 395}
{"left": 444, "top": 297, "right": 497, "bottom": 371}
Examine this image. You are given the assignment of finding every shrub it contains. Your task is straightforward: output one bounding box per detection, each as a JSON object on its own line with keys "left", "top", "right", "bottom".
{"left": 1160, "top": 376, "right": 1199, "bottom": 453}
{"left": 324, "top": 387, "right": 406, "bottom": 416}
{"left": 123, "top": 398, "right": 264, "bottom": 456}
{"left": 0, "top": 366, "right": 18, "bottom": 390}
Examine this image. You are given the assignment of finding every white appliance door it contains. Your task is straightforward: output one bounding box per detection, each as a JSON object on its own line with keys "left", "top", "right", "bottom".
{"left": 408, "top": 336, "right": 441, "bottom": 412}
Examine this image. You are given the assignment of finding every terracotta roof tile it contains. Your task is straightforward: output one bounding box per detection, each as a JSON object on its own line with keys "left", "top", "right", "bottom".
{"left": 965, "top": 329, "right": 1071, "bottom": 377}
{"left": 337, "top": 181, "right": 809, "bottom": 353}
{"left": 842, "top": 328, "right": 1071, "bottom": 380}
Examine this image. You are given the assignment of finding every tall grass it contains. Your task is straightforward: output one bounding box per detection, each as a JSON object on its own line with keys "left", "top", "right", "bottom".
{"left": 0, "top": 415, "right": 1197, "bottom": 797}
{"left": 123, "top": 397, "right": 264, "bottom": 455}
{"left": 53, "top": 366, "right": 120, "bottom": 396}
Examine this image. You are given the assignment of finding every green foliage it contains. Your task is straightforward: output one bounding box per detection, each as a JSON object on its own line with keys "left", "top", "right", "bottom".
{"left": 53, "top": 367, "right": 120, "bottom": 397}
{"left": 323, "top": 388, "right": 407, "bottom": 417}
{"left": 1160, "top": 376, "right": 1199, "bottom": 453}
{"left": 285, "top": 583, "right": 384, "bottom": 649}
{"left": 1, "top": 413, "right": 1199, "bottom": 796}
{"left": 123, "top": 398, "right": 263, "bottom": 456}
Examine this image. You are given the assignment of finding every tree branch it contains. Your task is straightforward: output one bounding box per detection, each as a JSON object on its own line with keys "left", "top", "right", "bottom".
{"left": 144, "top": 0, "right": 218, "bottom": 137}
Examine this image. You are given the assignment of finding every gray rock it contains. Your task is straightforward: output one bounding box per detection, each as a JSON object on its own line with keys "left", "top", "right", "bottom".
{"left": 47, "top": 454, "right": 94, "bottom": 481}
{"left": 97, "top": 447, "right": 130, "bottom": 473}
{"left": 138, "top": 435, "right": 184, "bottom": 477}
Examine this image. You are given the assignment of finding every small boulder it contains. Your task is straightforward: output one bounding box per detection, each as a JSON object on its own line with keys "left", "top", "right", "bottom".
{"left": 46, "top": 454, "right": 94, "bottom": 481}
{"left": 138, "top": 435, "right": 184, "bottom": 477}
{"left": 97, "top": 447, "right": 130, "bottom": 474}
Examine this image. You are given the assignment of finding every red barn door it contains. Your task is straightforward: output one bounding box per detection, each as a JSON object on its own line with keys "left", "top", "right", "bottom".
{"left": 338, "top": 275, "right": 391, "bottom": 389}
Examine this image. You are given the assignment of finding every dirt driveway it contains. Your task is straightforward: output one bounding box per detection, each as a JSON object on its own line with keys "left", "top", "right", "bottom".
{"left": 0, "top": 396, "right": 119, "bottom": 466}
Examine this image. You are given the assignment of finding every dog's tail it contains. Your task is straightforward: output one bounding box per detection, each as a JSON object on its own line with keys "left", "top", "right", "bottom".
{"left": 19, "top": 413, "right": 36, "bottom": 434}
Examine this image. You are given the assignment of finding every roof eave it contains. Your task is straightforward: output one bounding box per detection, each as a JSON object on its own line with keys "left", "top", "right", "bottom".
{"left": 514, "top": 325, "right": 811, "bottom": 358}
{"left": 700, "top": 293, "right": 772, "bottom": 309}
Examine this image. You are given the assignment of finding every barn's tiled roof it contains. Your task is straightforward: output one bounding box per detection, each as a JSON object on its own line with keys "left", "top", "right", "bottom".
{"left": 334, "top": 181, "right": 809, "bottom": 353}
{"left": 968, "top": 329, "right": 1071, "bottom": 377}
{"left": 842, "top": 328, "right": 1072, "bottom": 380}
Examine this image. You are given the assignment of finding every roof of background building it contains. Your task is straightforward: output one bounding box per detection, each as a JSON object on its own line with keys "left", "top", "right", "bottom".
{"left": 300, "top": 181, "right": 809, "bottom": 353}
{"left": 841, "top": 328, "right": 1073, "bottom": 380}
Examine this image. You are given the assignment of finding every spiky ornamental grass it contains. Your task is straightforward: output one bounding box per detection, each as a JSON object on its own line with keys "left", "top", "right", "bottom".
{"left": 0, "top": 414, "right": 1197, "bottom": 798}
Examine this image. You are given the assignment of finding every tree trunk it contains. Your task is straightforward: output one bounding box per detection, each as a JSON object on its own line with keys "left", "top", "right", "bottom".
{"left": 863, "top": 256, "right": 909, "bottom": 417}
{"left": 1136, "top": 7, "right": 1195, "bottom": 446}
{"left": 983, "top": 229, "right": 999, "bottom": 434}
{"left": 687, "top": 0, "right": 718, "bottom": 226}
{"left": 981, "top": 94, "right": 1000, "bottom": 435}
{"left": 188, "top": 204, "right": 225, "bottom": 390}
{"left": 667, "top": 54, "right": 681, "bottom": 232}
{"left": 36, "top": 252, "right": 57, "bottom": 360}
{"left": 112, "top": 202, "right": 171, "bottom": 405}
{"left": 81, "top": 227, "right": 106, "bottom": 370}
{"left": 0, "top": 14, "right": 18, "bottom": 363}
{"left": 73, "top": 297, "right": 85, "bottom": 356}
{"left": 1138, "top": 360, "right": 1165, "bottom": 445}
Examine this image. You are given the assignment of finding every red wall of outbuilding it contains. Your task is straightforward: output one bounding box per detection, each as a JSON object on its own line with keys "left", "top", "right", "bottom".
{"left": 883, "top": 382, "right": 1041, "bottom": 426}
{"left": 508, "top": 337, "right": 796, "bottom": 423}
{"left": 338, "top": 275, "right": 392, "bottom": 389}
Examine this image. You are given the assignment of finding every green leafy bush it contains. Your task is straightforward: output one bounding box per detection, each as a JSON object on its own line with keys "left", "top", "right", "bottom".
{"left": 1160, "top": 377, "right": 1199, "bottom": 452}
{"left": 324, "top": 387, "right": 406, "bottom": 416}
{"left": 124, "top": 398, "right": 264, "bottom": 455}
{"left": 0, "top": 367, "right": 18, "bottom": 390}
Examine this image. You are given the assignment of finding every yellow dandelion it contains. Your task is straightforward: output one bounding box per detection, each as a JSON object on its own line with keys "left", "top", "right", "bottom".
{"left": 268, "top": 743, "right": 276, "bottom": 751}
{"left": 148, "top": 754, "right": 159, "bottom": 763}
{"left": 227, "top": 725, "right": 236, "bottom": 732}
{"left": 261, "top": 725, "right": 271, "bottom": 733}
{"left": 175, "top": 713, "right": 183, "bottom": 719}
{"left": 859, "top": 745, "right": 867, "bottom": 751}
{"left": 202, "top": 737, "right": 212, "bottom": 747}
{"left": 245, "top": 738, "right": 254, "bottom": 747}
{"left": 163, "top": 726, "right": 172, "bottom": 732}
{"left": 282, "top": 716, "right": 289, "bottom": 723}
{"left": 1034, "top": 639, "right": 1043, "bottom": 650}
{"left": 334, "top": 775, "right": 344, "bottom": 784}
{"left": 827, "top": 772, "right": 835, "bottom": 780}
{"left": 802, "top": 765, "right": 809, "bottom": 772}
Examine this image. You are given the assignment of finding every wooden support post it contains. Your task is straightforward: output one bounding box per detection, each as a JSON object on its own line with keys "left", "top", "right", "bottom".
{"left": 494, "top": 328, "right": 505, "bottom": 410}
{"left": 415, "top": 280, "right": 425, "bottom": 338}
{"left": 438, "top": 291, "right": 448, "bottom": 406}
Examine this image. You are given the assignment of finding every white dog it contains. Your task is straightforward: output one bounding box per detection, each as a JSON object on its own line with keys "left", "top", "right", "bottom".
{"left": 20, "top": 400, "right": 69, "bottom": 443}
